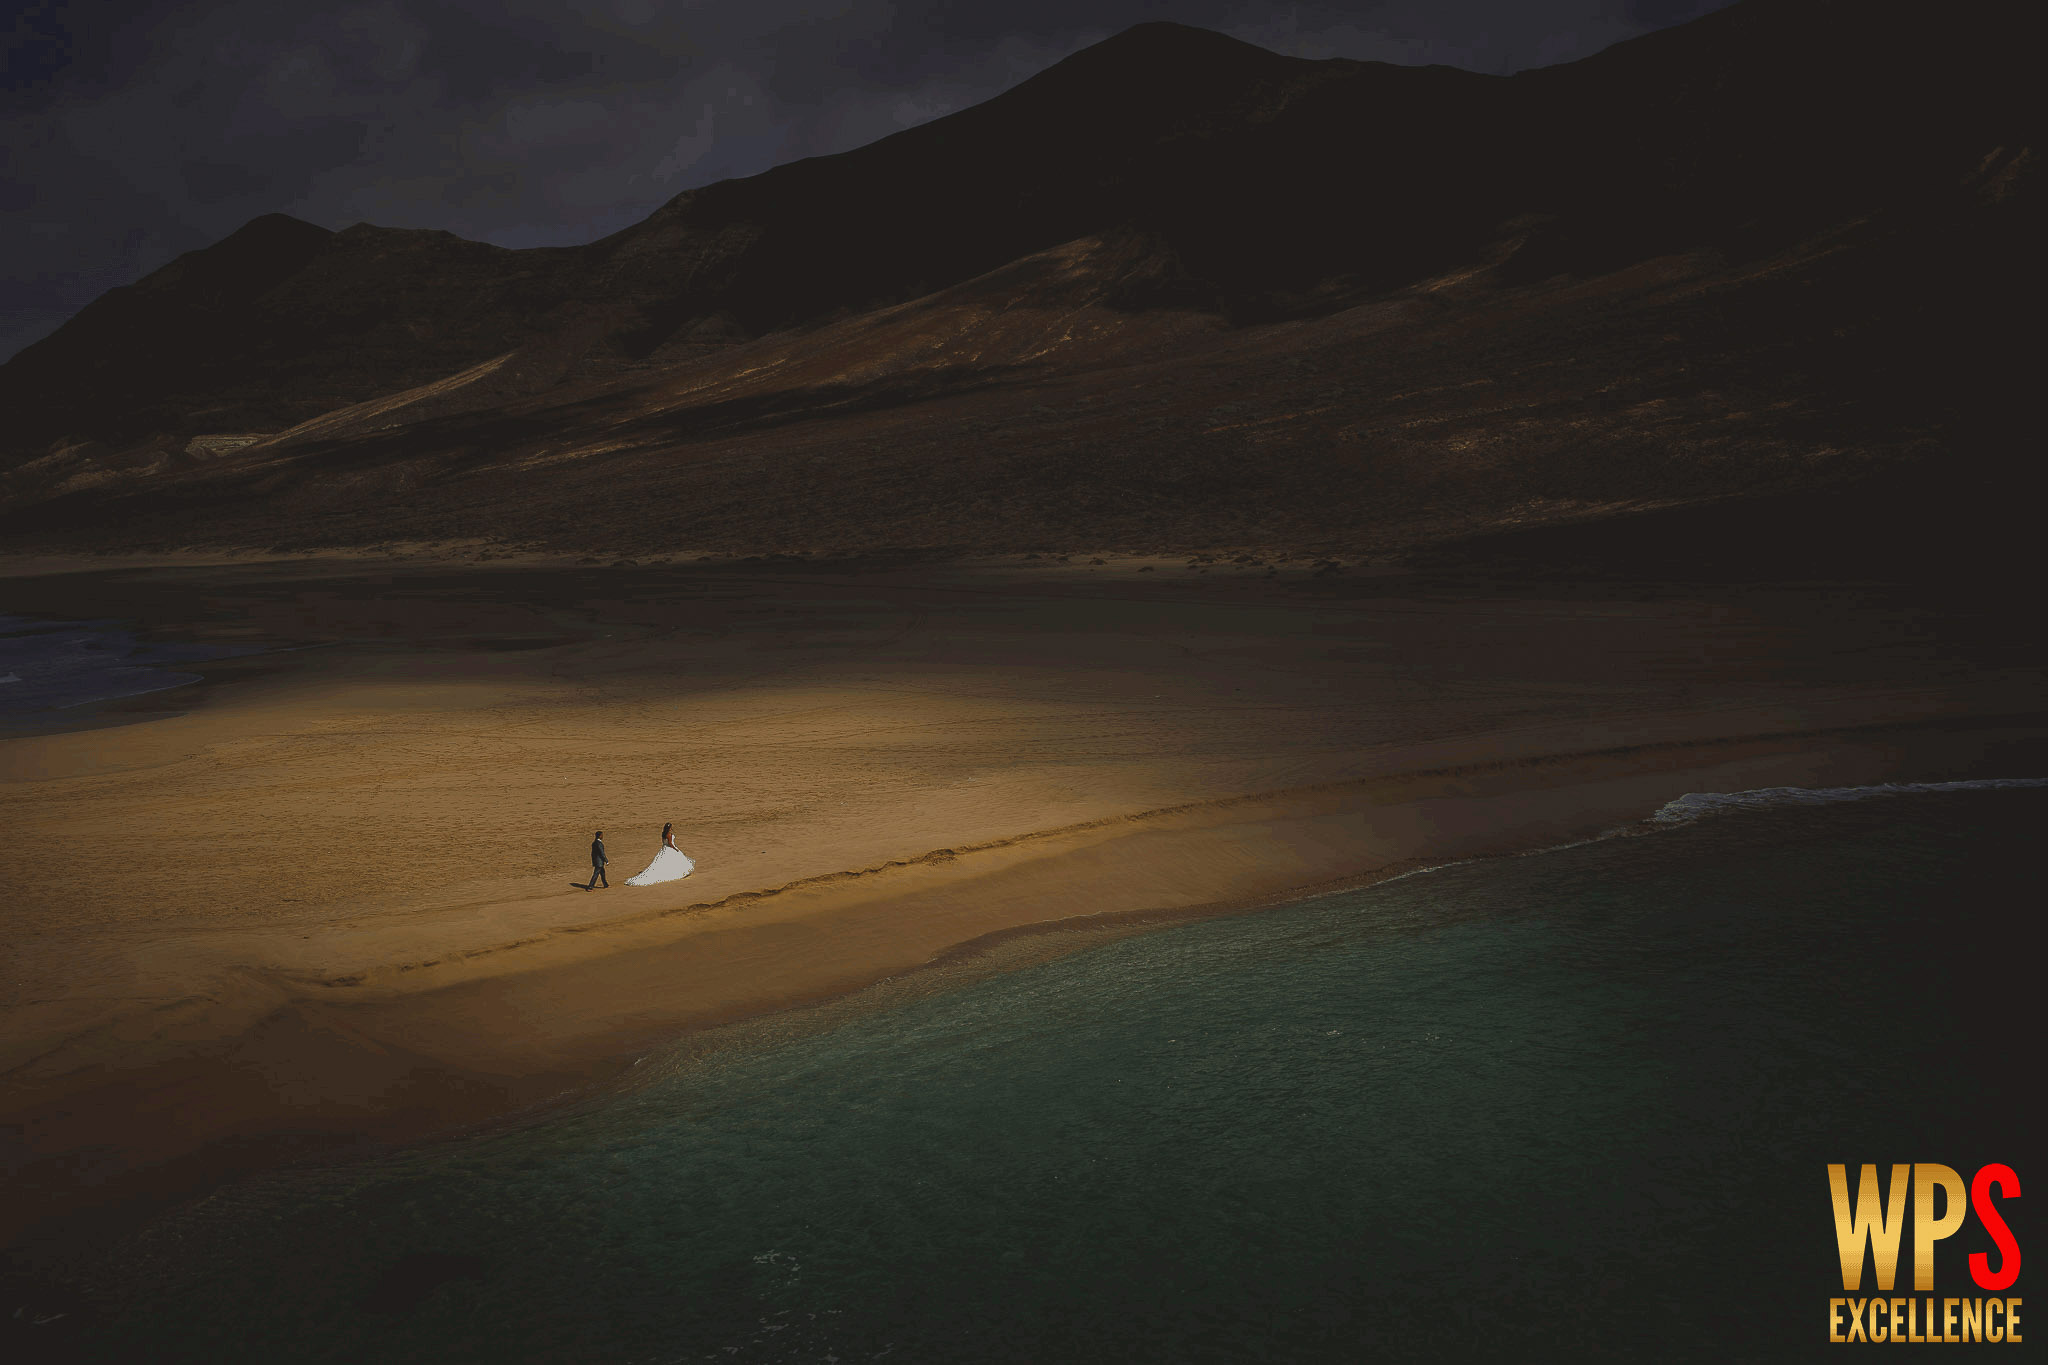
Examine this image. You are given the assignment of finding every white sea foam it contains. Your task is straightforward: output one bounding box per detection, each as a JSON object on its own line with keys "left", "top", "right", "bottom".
{"left": 1650, "top": 778, "right": 2048, "bottom": 825}
{"left": 1303, "top": 778, "right": 2048, "bottom": 900}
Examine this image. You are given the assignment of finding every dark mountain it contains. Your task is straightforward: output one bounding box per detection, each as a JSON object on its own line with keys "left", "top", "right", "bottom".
{"left": 0, "top": 0, "right": 2033, "bottom": 569}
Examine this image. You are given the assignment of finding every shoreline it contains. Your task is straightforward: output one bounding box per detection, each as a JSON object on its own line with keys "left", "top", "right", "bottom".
{"left": 5, "top": 556, "right": 2045, "bottom": 1259}
{"left": 6, "top": 710, "right": 2044, "bottom": 1255}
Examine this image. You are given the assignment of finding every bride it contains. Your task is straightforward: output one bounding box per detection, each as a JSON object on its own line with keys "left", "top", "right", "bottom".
{"left": 625, "top": 822, "right": 695, "bottom": 885}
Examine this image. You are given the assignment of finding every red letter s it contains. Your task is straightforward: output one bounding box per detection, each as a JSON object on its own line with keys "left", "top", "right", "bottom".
{"left": 1970, "top": 1164, "right": 2021, "bottom": 1292}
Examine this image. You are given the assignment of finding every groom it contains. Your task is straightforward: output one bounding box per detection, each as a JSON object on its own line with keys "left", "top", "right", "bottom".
{"left": 588, "top": 830, "right": 609, "bottom": 889}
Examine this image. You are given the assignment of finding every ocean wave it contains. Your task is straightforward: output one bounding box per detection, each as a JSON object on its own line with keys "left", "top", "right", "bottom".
{"left": 1650, "top": 778, "right": 2048, "bottom": 825}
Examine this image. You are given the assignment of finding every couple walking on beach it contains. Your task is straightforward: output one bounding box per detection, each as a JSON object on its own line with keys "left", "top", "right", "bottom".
{"left": 587, "top": 822, "right": 695, "bottom": 889}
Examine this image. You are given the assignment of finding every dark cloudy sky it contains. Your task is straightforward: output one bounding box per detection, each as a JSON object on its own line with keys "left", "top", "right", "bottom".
{"left": 1, "top": 0, "right": 1729, "bottom": 363}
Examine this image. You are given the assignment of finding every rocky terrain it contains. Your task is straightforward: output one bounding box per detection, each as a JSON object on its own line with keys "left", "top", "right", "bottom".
{"left": 0, "top": 0, "right": 2032, "bottom": 571}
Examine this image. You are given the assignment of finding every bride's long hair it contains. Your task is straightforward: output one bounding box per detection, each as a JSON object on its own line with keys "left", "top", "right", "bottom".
{"left": 662, "top": 822, "right": 673, "bottom": 840}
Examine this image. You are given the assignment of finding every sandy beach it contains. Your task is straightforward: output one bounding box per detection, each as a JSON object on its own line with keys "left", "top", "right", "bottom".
{"left": 4, "top": 552, "right": 2045, "bottom": 1249}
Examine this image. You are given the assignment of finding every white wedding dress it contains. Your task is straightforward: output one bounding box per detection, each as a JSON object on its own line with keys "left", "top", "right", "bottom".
{"left": 625, "top": 841, "right": 695, "bottom": 885}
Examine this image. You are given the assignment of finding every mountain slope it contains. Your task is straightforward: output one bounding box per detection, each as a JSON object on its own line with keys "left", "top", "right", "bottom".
{"left": 0, "top": 0, "right": 2034, "bottom": 567}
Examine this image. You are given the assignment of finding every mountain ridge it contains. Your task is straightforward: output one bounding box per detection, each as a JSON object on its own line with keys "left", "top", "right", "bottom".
{"left": 0, "top": 0, "right": 2033, "bottom": 569}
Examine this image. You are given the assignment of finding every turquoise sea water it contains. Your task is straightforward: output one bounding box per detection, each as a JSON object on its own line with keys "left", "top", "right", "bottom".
{"left": 69, "top": 788, "right": 2041, "bottom": 1362}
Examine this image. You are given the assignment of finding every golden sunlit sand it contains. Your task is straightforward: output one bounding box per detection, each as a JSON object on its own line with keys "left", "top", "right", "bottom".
{"left": 3, "top": 553, "right": 2044, "bottom": 1245}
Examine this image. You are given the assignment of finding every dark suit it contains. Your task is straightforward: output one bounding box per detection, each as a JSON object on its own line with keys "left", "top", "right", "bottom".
{"left": 590, "top": 836, "right": 609, "bottom": 888}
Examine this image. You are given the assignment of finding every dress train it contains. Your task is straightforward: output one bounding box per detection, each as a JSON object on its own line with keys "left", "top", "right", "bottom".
{"left": 625, "top": 844, "right": 695, "bottom": 885}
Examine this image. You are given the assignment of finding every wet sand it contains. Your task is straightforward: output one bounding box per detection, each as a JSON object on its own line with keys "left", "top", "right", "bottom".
{"left": 3, "top": 552, "right": 2045, "bottom": 1249}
